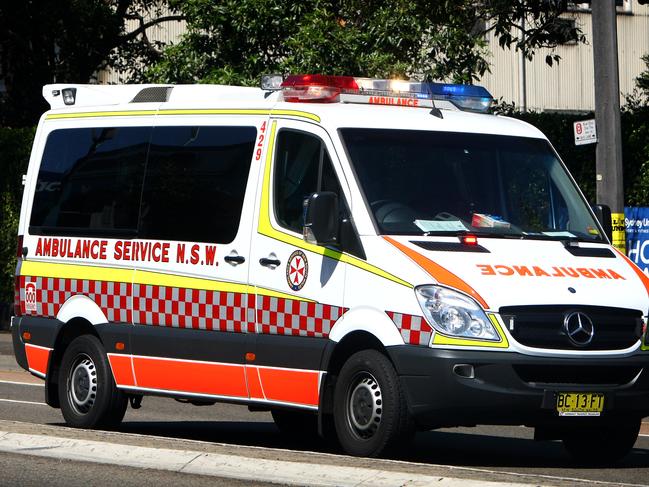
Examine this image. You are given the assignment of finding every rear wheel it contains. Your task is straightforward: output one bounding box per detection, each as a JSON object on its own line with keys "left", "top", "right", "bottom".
{"left": 562, "top": 418, "right": 640, "bottom": 464}
{"left": 58, "top": 334, "right": 127, "bottom": 429}
{"left": 333, "top": 350, "right": 411, "bottom": 457}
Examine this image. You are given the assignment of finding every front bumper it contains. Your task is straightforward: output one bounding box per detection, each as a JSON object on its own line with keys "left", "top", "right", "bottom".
{"left": 387, "top": 345, "right": 649, "bottom": 429}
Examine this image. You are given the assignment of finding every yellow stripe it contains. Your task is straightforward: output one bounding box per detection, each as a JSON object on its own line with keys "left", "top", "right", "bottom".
{"left": 257, "top": 122, "right": 411, "bottom": 288}
{"left": 270, "top": 109, "right": 320, "bottom": 123}
{"left": 22, "top": 260, "right": 132, "bottom": 282}
{"left": 45, "top": 108, "right": 320, "bottom": 123}
{"left": 21, "top": 260, "right": 309, "bottom": 302}
{"left": 46, "top": 110, "right": 158, "bottom": 119}
{"left": 431, "top": 314, "right": 509, "bottom": 348}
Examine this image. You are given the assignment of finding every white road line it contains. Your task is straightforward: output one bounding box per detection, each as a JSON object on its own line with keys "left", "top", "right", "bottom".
{"left": 0, "top": 431, "right": 531, "bottom": 487}
{"left": 0, "top": 399, "right": 47, "bottom": 406}
{"left": 0, "top": 380, "right": 44, "bottom": 387}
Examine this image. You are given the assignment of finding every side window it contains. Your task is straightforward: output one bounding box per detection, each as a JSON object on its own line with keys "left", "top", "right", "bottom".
{"left": 274, "top": 130, "right": 343, "bottom": 234}
{"left": 139, "top": 126, "right": 256, "bottom": 243}
{"left": 30, "top": 127, "right": 150, "bottom": 236}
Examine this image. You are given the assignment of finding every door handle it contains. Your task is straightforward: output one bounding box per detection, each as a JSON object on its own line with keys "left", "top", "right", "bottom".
{"left": 259, "top": 257, "right": 281, "bottom": 267}
{"left": 224, "top": 255, "right": 246, "bottom": 265}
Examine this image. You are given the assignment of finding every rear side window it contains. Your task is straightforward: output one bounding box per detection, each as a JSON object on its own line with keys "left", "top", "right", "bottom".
{"left": 30, "top": 127, "right": 150, "bottom": 236}
{"left": 139, "top": 126, "right": 256, "bottom": 243}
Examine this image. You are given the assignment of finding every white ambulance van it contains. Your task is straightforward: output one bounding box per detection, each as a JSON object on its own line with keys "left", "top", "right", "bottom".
{"left": 12, "top": 75, "right": 649, "bottom": 462}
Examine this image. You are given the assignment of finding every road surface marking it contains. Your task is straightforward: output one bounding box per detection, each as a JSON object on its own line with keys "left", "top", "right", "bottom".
{"left": 0, "top": 399, "right": 47, "bottom": 406}
{"left": 0, "top": 380, "right": 44, "bottom": 387}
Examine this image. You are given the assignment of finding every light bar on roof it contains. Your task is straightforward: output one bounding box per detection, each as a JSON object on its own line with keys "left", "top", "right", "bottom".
{"left": 275, "top": 74, "right": 493, "bottom": 112}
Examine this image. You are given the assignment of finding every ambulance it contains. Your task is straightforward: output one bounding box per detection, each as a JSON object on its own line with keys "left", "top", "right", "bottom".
{"left": 11, "top": 74, "right": 649, "bottom": 462}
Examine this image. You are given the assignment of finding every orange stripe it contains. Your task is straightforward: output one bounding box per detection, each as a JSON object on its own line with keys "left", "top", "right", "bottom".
{"left": 257, "top": 367, "right": 319, "bottom": 406}
{"left": 108, "top": 354, "right": 136, "bottom": 387}
{"left": 384, "top": 236, "right": 489, "bottom": 309}
{"left": 25, "top": 344, "right": 51, "bottom": 376}
{"left": 132, "top": 357, "right": 248, "bottom": 398}
{"left": 245, "top": 367, "right": 265, "bottom": 400}
{"left": 613, "top": 247, "right": 649, "bottom": 296}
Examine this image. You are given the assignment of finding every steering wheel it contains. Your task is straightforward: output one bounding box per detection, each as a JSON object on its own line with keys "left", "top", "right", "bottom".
{"left": 370, "top": 200, "right": 417, "bottom": 227}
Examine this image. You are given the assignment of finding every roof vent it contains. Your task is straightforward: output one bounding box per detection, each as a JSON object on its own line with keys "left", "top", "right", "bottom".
{"left": 131, "top": 86, "right": 172, "bottom": 103}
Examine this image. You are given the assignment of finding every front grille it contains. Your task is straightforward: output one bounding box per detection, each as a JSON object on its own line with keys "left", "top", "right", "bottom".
{"left": 514, "top": 364, "right": 642, "bottom": 386}
{"left": 500, "top": 305, "right": 643, "bottom": 351}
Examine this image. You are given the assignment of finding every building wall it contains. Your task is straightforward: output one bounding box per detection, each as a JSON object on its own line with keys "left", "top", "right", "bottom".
{"left": 478, "top": 2, "right": 649, "bottom": 112}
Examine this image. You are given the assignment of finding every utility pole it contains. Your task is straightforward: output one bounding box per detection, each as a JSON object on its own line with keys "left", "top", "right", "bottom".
{"left": 518, "top": 16, "right": 527, "bottom": 112}
{"left": 591, "top": 1, "right": 625, "bottom": 251}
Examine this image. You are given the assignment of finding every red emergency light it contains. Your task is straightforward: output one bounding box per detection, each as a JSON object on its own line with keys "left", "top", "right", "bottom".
{"left": 281, "top": 74, "right": 359, "bottom": 103}
{"left": 461, "top": 235, "right": 479, "bottom": 246}
{"left": 274, "top": 74, "right": 494, "bottom": 112}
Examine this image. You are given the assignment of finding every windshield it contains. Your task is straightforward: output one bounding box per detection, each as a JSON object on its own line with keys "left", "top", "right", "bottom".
{"left": 341, "top": 129, "right": 603, "bottom": 242}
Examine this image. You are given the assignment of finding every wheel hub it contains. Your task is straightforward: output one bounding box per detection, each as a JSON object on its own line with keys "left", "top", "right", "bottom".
{"left": 68, "top": 355, "right": 97, "bottom": 414}
{"left": 348, "top": 374, "right": 383, "bottom": 439}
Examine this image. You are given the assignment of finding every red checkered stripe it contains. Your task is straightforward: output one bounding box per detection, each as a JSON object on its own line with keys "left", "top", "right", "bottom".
{"left": 257, "top": 295, "right": 346, "bottom": 338}
{"left": 20, "top": 275, "right": 131, "bottom": 323}
{"left": 131, "top": 284, "right": 256, "bottom": 332}
{"left": 19, "top": 275, "right": 345, "bottom": 336}
{"left": 14, "top": 274, "right": 20, "bottom": 312}
{"left": 386, "top": 311, "right": 433, "bottom": 346}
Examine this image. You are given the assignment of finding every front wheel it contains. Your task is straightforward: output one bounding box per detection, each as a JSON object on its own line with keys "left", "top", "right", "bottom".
{"left": 333, "top": 350, "right": 411, "bottom": 457}
{"left": 562, "top": 418, "right": 640, "bottom": 465}
{"left": 58, "top": 334, "right": 127, "bottom": 429}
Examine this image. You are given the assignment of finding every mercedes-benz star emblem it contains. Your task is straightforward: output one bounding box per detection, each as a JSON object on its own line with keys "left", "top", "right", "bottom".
{"left": 563, "top": 311, "right": 595, "bottom": 347}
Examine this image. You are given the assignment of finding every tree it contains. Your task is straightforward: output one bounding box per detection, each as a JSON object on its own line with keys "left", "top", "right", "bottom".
{"left": 144, "top": 0, "right": 584, "bottom": 86}
{"left": 637, "top": 54, "right": 649, "bottom": 100}
{"left": 0, "top": 1, "right": 182, "bottom": 127}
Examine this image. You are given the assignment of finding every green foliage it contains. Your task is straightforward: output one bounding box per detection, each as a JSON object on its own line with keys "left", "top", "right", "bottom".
{"left": 0, "top": 128, "right": 35, "bottom": 303}
{"left": 638, "top": 55, "right": 649, "bottom": 95}
{"left": 144, "top": 0, "right": 583, "bottom": 85}
{"left": 621, "top": 106, "right": 649, "bottom": 206}
{"left": 0, "top": 1, "right": 178, "bottom": 127}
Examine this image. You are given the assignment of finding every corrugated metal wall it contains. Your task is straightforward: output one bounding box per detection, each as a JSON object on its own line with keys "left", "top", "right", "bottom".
{"left": 479, "top": 3, "right": 649, "bottom": 112}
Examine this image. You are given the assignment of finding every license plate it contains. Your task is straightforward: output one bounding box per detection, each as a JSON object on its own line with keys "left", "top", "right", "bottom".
{"left": 556, "top": 392, "right": 605, "bottom": 416}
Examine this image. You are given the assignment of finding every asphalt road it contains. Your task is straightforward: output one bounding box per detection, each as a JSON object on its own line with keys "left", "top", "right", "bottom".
{"left": 2, "top": 332, "right": 649, "bottom": 486}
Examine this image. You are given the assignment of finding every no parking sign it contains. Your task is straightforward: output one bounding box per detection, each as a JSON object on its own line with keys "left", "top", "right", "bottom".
{"left": 573, "top": 119, "right": 597, "bottom": 146}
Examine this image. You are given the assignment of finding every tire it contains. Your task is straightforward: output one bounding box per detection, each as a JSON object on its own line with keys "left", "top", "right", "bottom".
{"left": 562, "top": 418, "right": 640, "bottom": 465}
{"left": 271, "top": 408, "right": 318, "bottom": 437}
{"left": 333, "top": 350, "right": 411, "bottom": 457}
{"left": 58, "top": 334, "right": 127, "bottom": 429}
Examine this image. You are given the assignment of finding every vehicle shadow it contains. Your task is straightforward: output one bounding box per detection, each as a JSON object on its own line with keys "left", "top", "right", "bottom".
{"left": 403, "top": 430, "right": 649, "bottom": 469}
{"left": 113, "top": 420, "right": 649, "bottom": 470}
{"left": 118, "top": 420, "right": 339, "bottom": 453}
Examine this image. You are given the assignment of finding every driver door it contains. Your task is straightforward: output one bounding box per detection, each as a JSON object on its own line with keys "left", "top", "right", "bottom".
{"left": 248, "top": 119, "right": 350, "bottom": 408}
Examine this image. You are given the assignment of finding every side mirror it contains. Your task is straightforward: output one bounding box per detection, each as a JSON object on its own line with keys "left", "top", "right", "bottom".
{"left": 592, "top": 204, "right": 613, "bottom": 242}
{"left": 303, "top": 192, "right": 339, "bottom": 245}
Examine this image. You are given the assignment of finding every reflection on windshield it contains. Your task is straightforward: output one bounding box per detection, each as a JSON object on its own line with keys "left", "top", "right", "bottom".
{"left": 341, "top": 129, "right": 603, "bottom": 242}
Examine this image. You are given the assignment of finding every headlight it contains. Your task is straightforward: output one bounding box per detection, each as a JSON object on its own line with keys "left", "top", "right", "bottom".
{"left": 415, "top": 285, "right": 499, "bottom": 341}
